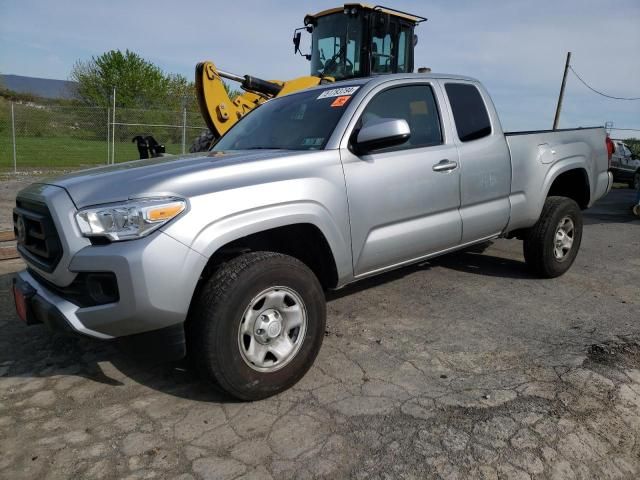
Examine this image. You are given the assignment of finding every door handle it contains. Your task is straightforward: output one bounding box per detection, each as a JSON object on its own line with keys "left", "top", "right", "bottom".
{"left": 432, "top": 159, "right": 458, "bottom": 172}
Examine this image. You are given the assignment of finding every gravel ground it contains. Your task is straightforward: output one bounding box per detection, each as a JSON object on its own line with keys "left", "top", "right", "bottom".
{"left": 0, "top": 186, "right": 639, "bottom": 480}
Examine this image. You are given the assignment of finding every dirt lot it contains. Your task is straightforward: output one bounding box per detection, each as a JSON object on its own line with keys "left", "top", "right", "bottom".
{"left": 0, "top": 184, "right": 639, "bottom": 480}
{"left": 0, "top": 175, "right": 35, "bottom": 231}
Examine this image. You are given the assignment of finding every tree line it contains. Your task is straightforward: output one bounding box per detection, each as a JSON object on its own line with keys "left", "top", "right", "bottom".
{"left": 70, "top": 50, "right": 198, "bottom": 111}
{"left": 70, "top": 49, "right": 238, "bottom": 111}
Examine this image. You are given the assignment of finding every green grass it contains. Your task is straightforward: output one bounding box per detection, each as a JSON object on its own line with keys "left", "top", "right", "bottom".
{"left": 0, "top": 96, "right": 206, "bottom": 172}
{"left": 0, "top": 136, "right": 187, "bottom": 172}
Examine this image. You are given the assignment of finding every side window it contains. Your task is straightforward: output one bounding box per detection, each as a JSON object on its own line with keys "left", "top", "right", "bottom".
{"left": 357, "top": 85, "right": 443, "bottom": 150}
{"left": 445, "top": 83, "right": 492, "bottom": 142}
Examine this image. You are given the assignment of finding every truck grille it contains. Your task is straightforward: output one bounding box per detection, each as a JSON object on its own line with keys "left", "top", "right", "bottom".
{"left": 13, "top": 198, "right": 63, "bottom": 272}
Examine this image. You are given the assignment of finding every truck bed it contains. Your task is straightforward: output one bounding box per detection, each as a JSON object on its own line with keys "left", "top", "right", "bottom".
{"left": 503, "top": 126, "right": 610, "bottom": 232}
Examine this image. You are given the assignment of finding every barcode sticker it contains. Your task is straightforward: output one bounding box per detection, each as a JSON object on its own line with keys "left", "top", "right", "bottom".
{"left": 317, "top": 86, "right": 360, "bottom": 99}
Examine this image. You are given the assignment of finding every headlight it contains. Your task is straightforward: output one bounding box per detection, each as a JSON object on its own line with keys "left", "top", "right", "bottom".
{"left": 75, "top": 197, "right": 186, "bottom": 241}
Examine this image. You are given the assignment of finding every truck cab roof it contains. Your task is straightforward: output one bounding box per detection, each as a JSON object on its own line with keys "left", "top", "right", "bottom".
{"left": 293, "top": 72, "right": 482, "bottom": 96}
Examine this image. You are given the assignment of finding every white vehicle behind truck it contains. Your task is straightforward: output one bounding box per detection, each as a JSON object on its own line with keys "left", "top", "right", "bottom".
{"left": 13, "top": 73, "right": 613, "bottom": 400}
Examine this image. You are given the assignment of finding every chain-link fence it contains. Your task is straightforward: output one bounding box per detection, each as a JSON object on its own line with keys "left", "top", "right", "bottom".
{"left": 0, "top": 99, "right": 208, "bottom": 173}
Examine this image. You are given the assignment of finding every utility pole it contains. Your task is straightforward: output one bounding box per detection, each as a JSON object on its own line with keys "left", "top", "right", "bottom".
{"left": 604, "top": 121, "right": 613, "bottom": 135}
{"left": 553, "top": 52, "right": 571, "bottom": 130}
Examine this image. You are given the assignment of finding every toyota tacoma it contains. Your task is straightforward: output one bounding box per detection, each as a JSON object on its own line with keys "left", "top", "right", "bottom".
{"left": 13, "top": 73, "right": 613, "bottom": 400}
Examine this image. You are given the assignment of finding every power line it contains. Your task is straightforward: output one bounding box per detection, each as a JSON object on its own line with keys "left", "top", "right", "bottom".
{"left": 569, "top": 65, "right": 640, "bottom": 101}
{"left": 609, "top": 127, "right": 640, "bottom": 132}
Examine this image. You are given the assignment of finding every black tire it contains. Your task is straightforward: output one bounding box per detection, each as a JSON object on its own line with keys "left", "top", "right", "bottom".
{"left": 189, "top": 130, "right": 216, "bottom": 153}
{"left": 523, "top": 196, "right": 583, "bottom": 278}
{"left": 188, "top": 251, "right": 326, "bottom": 401}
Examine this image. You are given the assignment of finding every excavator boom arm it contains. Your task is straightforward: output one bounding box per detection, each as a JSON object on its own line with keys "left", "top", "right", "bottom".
{"left": 195, "top": 61, "right": 328, "bottom": 142}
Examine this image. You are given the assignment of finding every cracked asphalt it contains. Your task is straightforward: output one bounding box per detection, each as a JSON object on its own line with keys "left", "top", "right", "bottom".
{"left": 1, "top": 188, "right": 639, "bottom": 479}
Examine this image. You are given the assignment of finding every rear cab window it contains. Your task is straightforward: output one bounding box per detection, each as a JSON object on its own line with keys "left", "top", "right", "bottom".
{"left": 445, "top": 83, "right": 492, "bottom": 142}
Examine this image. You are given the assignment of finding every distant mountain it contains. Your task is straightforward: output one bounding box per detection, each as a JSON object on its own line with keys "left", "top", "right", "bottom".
{"left": 0, "top": 74, "right": 77, "bottom": 99}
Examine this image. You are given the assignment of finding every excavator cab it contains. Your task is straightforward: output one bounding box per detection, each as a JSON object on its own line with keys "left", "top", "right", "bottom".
{"left": 192, "top": 4, "right": 425, "bottom": 151}
{"left": 294, "top": 4, "right": 426, "bottom": 81}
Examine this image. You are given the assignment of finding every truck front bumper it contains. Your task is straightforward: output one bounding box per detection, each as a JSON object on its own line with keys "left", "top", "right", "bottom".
{"left": 13, "top": 272, "right": 77, "bottom": 333}
{"left": 13, "top": 231, "right": 208, "bottom": 361}
{"left": 13, "top": 271, "right": 189, "bottom": 361}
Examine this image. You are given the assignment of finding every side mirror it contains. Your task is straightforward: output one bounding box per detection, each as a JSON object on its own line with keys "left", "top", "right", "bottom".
{"left": 353, "top": 118, "right": 411, "bottom": 154}
{"left": 292, "top": 28, "right": 312, "bottom": 60}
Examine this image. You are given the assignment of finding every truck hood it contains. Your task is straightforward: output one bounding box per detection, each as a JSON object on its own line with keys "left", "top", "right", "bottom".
{"left": 42, "top": 150, "right": 305, "bottom": 208}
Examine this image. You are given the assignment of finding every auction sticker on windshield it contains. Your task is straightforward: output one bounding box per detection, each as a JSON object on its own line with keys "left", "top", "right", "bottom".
{"left": 317, "top": 86, "right": 360, "bottom": 99}
{"left": 330, "top": 96, "right": 351, "bottom": 107}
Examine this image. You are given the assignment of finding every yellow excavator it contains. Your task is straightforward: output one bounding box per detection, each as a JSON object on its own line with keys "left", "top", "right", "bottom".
{"left": 190, "top": 4, "right": 426, "bottom": 152}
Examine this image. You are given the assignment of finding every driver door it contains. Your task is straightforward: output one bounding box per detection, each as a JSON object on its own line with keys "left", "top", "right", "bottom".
{"left": 340, "top": 82, "right": 462, "bottom": 277}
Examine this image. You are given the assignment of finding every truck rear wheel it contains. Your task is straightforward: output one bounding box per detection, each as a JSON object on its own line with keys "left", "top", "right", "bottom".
{"left": 188, "top": 251, "right": 326, "bottom": 400}
{"left": 523, "top": 196, "right": 583, "bottom": 278}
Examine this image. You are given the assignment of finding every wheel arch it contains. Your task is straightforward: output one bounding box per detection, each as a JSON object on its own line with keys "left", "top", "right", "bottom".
{"left": 198, "top": 222, "right": 341, "bottom": 291}
{"left": 188, "top": 201, "right": 353, "bottom": 293}
{"left": 508, "top": 163, "right": 591, "bottom": 237}
{"left": 190, "top": 202, "right": 351, "bottom": 285}
{"left": 545, "top": 166, "right": 591, "bottom": 209}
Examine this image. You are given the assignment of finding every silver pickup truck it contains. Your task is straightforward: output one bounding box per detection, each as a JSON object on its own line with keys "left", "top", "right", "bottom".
{"left": 13, "top": 73, "right": 612, "bottom": 400}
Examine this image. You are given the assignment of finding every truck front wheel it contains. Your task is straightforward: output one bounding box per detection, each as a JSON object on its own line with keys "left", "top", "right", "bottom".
{"left": 188, "top": 251, "right": 326, "bottom": 400}
{"left": 523, "top": 196, "right": 583, "bottom": 278}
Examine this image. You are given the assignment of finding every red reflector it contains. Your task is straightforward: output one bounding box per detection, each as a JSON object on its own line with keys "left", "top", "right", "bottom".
{"left": 13, "top": 286, "right": 28, "bottom": 322}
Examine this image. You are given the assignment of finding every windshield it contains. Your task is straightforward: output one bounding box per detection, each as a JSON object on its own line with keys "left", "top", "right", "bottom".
{"left": 310, "top": 14, "right": 363, "bottom": 80}
{"left": 213, "top": 86, "right": 361, "bottom": 151}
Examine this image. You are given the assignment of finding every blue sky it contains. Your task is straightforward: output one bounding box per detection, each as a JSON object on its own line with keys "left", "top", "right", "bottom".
{"left": 1, "top": 0, "right": 639, "bottom": 135}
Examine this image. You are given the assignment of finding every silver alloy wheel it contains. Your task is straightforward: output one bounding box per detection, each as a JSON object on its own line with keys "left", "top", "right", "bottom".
{"left": 238, "top": 286, "right": 307, "bottom": 372}
{"left": 553, "top": 216, "right": 575, "bottom": 260}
